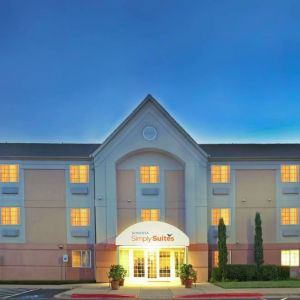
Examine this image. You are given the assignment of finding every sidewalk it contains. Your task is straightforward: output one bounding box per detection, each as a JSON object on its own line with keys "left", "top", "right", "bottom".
{"left": 54, "top": 282, "right": 300, "bottom": 299}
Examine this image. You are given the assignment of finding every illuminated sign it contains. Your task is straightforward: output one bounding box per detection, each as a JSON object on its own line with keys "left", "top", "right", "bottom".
{"left": 116, "top": 221, "right": 189, "bottom": 246}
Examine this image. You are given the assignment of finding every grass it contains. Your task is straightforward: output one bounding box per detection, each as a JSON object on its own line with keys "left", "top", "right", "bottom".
{"left": 0, "top": 280, "right": 96, "bottom": 285}
{"left": 213, "top": 280, "right": 300, "bottom": 289}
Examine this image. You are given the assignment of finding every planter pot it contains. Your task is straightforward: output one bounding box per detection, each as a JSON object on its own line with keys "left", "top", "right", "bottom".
{"left": 111, "top": 280, "right": 120, "bottom": 290}
{"left": 180, "top": 277, "right": 185, "bottom": 285}
{"left": 185, "top": 279, "right": 193, "bottom": 288}
{"left": 119, "top": 278, "right": 124, "bottom": 286}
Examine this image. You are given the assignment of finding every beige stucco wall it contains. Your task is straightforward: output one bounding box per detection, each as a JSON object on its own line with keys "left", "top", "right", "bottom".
{"left": 24, "top": 169, "right": 67, "bottom": 243}
{"left": 117, "top": 169, "right": 136, "bottom": 234}
{"left": 165, "top": 170, "right": 185, "bottom": 231}
{"left": 188, "top": 246, "right": 208, "bottom": 282}
{"left": 0, "top": 244, "right": 94, "bottom": 281}
{"left": 95, "top": 246, "right": 117, "bottom": 282}
{"left": 235, "top": 169, "right": 276, "bottom": 244}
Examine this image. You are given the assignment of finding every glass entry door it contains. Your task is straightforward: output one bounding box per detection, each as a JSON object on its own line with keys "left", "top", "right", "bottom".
{"left": 159, "top": 250, "right": 171, "bottom": 277}
{"left": 147, "top": 250, "right": 157, "bottom": 279}
{"left": 124, "top": 248, "right": 186, "bottom": 280}
{"left": 133, "top": 250, "right": 145, "bottom": 277}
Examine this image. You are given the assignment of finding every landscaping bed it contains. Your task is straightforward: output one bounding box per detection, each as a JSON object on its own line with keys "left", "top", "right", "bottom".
{"left": 214, "top": 280, "right": 300, "bottom": 289}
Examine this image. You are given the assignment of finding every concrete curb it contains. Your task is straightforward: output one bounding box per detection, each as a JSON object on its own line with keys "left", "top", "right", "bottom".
{"left": 175, "top": 294, "right": 263, "bottom": 299}
{"left": 55, "top": 292, "right": 300, "bottom": 299}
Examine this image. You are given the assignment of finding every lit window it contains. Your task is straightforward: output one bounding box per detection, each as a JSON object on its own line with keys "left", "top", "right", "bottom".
{"left": 140, "top": 166, "right": 159, "bottom": 184}
{"left": 213, "top": 251, "right": 219, "bottom": 267}
{"left": 1, "top": 207, "right": 20, "bottom": 225}
{"left": 72, "top": 250, "right": 91, "bottom": 268}
{"left": 211, "top": 208, "right": 230, "bottom": 226}
{"left": 281, "top": 208, "right": 298, "bottom": 225}
{"left": 0, "top": 164, "right": 19, "bottom": 183}
{"left": 71, "top": 208, "right": 90, "bottom": 226}
{"left": 211, "top": 165, "right": 230, "bottom": 183}
{"left": 281, "top": 250, "right": 299, "bottom": 266}
{"left": 281, "top": 165, "right": 299, "bottom": 183}
{"left": 141, "top": 209, "right": 160, "bottom": 221}
{"left": 70, "top": 165, "right": 89, "bottom": 183}
{"left": 212, "top": 250, "right": 231, "bottom": 267}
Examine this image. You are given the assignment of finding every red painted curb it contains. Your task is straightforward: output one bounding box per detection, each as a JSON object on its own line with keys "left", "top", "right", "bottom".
{"left": 71, "top": 294, "right": 136, "bottom": 299}
{"left": 176, "top": 293, "right": 263, "bottom": 299}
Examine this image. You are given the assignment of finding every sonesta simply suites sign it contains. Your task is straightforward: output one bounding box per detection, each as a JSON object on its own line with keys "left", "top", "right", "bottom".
{"left": 116, "top": 221, "right": 189, "bottom": 247}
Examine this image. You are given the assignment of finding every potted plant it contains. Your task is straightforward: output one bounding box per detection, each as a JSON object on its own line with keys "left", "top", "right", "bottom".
{"left": 179, "top": 264, "right": 197, "bottom": 288}
{"left": 108, "top": 265, "right": 123, "bottom": 290}
{"left": 178, "top": 265, "right": 186, "bottom": 285}
{"left": 119, "top": 266, "right": 127, "bottom": 286}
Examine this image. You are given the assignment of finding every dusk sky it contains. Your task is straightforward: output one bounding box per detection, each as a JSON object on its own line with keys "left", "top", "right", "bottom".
{"left": 1, "top": 0, "right": 300, "bottom": 144}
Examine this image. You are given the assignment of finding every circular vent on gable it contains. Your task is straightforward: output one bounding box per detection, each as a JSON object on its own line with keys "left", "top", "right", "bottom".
{"left": 143, "top": 126, "right": 157, "bottom": 141}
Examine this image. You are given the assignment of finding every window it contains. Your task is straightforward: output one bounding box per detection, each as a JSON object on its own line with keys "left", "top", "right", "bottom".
{"left": 0, "top": 164, "right": 19, "bottom": 182}
{"left": 281, "top": 208, "right": 298, "bottom": 225}
{"left": 281, "top": 250, "right": 299, "bottom": 266}
{"left": 119, "top": 249, "right": 129, "bottom": 276}
{"left": 70, "top": 165, "right": 89, "bottom": 183}
{"left": 211, "top": 208, "right": 230, "bottom": 226}
{"left": 141, "top": 209, "right": 160, "bottom": 221}
{"left": 281, "top": 165, "right": 299, "bottom": 183}
{"left": 71, "top": 208, "right": 90, "bottom": 226}
{"left": 213, "top": 250, "right": 219, "bottom": 267}
{"left": 211, "top": 165, "right": 230, "bottom": 183}
{"left": 140, "top": 166, "right": 159, "bottom": 183}
{"left": 1, "top": 207, "right": 20, "bottom": 225}
{"left": 72, "top": 250, "right": 91, "bottom": 268}
{"left": 212, "top": 250, "right": 231, "bottom": 267}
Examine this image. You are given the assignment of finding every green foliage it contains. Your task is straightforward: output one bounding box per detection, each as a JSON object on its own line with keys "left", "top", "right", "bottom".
{"left": 179, "top": 264, "right": 197, "bottom": 281}
{"left": 278, "top": 266, "right": 290, "bottom": 279}
{"left": 108, "top": 265, "right": 127, "bottom": 280}
{"left": 214, "top": 279, "right": 300, "bottom": 289}
{"left": 210, "top": 267, "right": 222, "bottom": 282}
{"left": 211, "top": 265, "right": 290, "bottom": 282}
{"left": 254, "top": 212, "right": 264, "bottom": 269}
{"left": 218, "top": 218, "right": 228, "bottom": 281}
{"left": 226, "top": 264, "right": 257, "bottom": 281}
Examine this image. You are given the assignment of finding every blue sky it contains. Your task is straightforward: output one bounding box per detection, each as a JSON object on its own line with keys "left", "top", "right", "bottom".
{"left": 0, "top": 0, "right": 300, "bottom": 143}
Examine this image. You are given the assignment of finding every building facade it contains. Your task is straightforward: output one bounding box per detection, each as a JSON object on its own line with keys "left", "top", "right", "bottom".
{"left": 0, "top": 95, "right": 300, "bottom": 282}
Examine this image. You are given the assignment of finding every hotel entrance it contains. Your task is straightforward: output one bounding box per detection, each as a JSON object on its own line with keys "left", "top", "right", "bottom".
{"left": 116, "top": 221, "right": 189, "bottom": 282}
{"left": 119, "top": 247, "right": 185, "bottom": 280}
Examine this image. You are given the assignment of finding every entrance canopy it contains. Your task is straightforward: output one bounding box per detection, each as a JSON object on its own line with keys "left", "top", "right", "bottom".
{"left": 116, "top": 221, "right": 189, "bottom": 247}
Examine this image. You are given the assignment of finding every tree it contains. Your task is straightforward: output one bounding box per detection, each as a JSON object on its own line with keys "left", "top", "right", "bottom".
{"left": 254, "top": 212, "right": 264, "bottom": 268}
{"left": 218, "top": 217, "right": 228, "bottom": 281}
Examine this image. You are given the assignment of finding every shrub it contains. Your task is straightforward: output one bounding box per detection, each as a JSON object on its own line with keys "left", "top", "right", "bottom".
{"left": 226, "top": 265, "right": 257, "bottom": 281}
{"left": 211, "top": 267, "right": 222, "bottom": 282}
{"left": 211, "top": 265, "right": 290, "bottom": 282}
{"left": 278, "top": 266, "right": 290, "bottom": 280}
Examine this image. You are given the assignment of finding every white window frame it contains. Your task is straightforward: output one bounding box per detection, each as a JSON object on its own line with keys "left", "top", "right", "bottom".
{"left": 72, "top": 250, "right": 92, "bottom": 268}
{"left": 281, "top": 250, "right": 299, "bottom": 267}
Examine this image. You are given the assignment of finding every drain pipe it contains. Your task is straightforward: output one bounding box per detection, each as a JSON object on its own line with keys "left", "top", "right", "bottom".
{"left": 92, "top": 157, "right": 97, "bottom": 282}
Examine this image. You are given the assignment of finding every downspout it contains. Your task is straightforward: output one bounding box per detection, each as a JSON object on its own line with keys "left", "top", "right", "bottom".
{"left": 92, "top": 156, "right": 97, "bottom": 282}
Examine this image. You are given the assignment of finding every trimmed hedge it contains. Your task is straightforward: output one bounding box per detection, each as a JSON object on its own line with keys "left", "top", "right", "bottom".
{"left": 211, "top": 265, "right": 290, "bottom": 282}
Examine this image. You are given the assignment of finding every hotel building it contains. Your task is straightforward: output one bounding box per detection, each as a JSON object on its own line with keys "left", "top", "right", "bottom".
{"left": 0, "top": 95, "right": 300, "bottom": 282}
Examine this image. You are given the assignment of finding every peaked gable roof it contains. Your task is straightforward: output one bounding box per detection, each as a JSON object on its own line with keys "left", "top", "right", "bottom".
{"left": 92, "top": 94, "right": 208, "bottom": 158}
